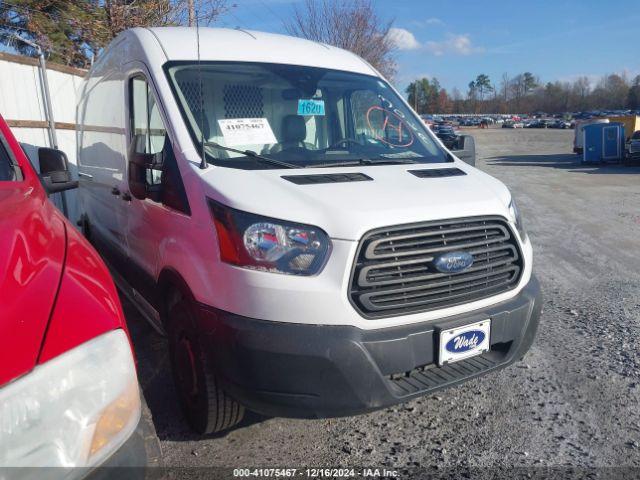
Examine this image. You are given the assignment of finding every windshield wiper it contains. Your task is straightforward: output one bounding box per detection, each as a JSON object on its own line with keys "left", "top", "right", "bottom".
{"left": 203, "top": 141, "right": 297, "bottom": 169}
{"left": 307, "top": 158, "right": 420, "bottom": 168}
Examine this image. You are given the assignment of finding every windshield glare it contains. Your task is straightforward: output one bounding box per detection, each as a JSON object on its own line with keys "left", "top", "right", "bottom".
{"left": 166, "top": 62, "right": 449, "bottom": 169}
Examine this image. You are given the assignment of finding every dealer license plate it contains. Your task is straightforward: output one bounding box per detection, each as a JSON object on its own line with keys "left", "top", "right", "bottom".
{"left": 438, "top": 319, "right": 491, "bottom": 366}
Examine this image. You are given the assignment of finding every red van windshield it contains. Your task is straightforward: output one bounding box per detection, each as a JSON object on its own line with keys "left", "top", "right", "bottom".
{"left": 0, "top": 140, "right": 19, "bottom": 181}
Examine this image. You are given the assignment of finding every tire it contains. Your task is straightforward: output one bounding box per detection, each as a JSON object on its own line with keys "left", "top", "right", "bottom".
{"left": 165, "top": 288, "right": 244, "bottom": 434}
{"left": 80, "top": 214, "right": 92, "bottom": 241}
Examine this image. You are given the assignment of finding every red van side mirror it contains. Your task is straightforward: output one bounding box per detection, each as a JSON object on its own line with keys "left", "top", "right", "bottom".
{"left": 38, "top": 147, "right": 78, "bottom": 194}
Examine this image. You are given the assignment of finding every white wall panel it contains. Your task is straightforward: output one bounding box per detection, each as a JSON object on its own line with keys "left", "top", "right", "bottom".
{"left": 0, "top": 55, "right": 85, "bottom": 225}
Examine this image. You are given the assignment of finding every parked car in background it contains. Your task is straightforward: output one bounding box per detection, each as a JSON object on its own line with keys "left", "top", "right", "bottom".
{"left": 503, "top": 120, "right": 524, "bottom": 129}
{"left": 459, "top": 117, "right": 481, "bottom": 127}
{"left": 0, "top": 114, "right": 148, "bottom": 473}
{"left": 529, "top": 119, "right": 553, "bottom": 128}
{"left": 419, "top": 114, "right": 434, "bottom": 127}
{"left": 434, "top": 124, "right": 459, "bottom": 149}
{"left": 78, "top": 27, "right": 541, "bottom": 435}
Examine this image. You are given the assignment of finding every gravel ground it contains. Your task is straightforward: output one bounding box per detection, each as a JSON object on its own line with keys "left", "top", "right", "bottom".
{"left": 126, "top": 128, "right": 640, "bottom": 475}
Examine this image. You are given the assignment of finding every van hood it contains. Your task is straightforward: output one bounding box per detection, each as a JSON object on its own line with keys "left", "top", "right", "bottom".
{"left": 201, "top": 162, "right": 513, "bottom": 240}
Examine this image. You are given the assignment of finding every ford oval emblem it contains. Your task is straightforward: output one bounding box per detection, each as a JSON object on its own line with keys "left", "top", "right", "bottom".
{"left": 434, "top": 251, "right": 474, "bottom": 274}
{"left": 445, "top": 330, "right": 486, "bottom": 353}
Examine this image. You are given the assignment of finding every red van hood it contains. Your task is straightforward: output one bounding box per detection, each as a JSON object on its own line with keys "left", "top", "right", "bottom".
{"left": 0, "top": 183, "right": 66, "bottom": 386}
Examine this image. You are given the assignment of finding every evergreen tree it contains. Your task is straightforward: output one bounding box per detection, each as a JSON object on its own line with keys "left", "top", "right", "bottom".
{"left": 0, "top": 0, "right": 107, "bottom": 67}
{"left": 474, "top": 74, "right": 493, "bottom": 101}
{"left": 627, "top": 75, "right": 640, "bottom": 110}
{"left": 0, "top": 0, "right": 228, "bottom": 68}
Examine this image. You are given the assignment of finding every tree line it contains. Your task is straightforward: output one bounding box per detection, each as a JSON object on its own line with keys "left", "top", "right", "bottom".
{"left": 0, "top": 0, "right": 397, "bottom": 78}
{"left": 3, "top": 0, "right": 636, "bottom": 117}
{"left": 407, "top": 72, "right": 640, "bottom": 115}
{"left": 0, "top": 0, "right": 230, "bottom": 69}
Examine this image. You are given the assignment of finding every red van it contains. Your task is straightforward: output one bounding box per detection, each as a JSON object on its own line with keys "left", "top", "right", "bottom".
{"left": 0, "top": 114, "right": 150, "bottom": 473}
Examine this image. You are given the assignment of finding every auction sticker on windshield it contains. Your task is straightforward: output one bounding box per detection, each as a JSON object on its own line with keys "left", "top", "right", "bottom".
{"left": 298, "top": 99, "right": 325, "bottom": 116}
{"left": 218, "top": 118, "right": 277, "bottom": 146}
{"left": 438, "top": 320, "right": 490, "bottom": 366}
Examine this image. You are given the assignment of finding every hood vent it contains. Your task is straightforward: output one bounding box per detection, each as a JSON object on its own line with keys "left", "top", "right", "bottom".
{"left": 409, "top": 168, "right": 467, "bottom": 178}
{"left": 282, "top": 173, "right": 373, "bottom": 185}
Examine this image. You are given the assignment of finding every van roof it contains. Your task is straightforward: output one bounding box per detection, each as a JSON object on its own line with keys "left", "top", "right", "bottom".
{"left": 143, "top": 27, "right": 378, "bottom": 77}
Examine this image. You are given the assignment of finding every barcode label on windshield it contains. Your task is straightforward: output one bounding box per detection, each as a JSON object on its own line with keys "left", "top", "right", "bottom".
{"left": 217, "top": 118, "right": 277, "bottom": 146}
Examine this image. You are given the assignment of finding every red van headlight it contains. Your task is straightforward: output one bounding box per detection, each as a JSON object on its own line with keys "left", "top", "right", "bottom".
{"left": 0, "top": 330, "right": 140, "bottom": 472}
{"left": 208, "top": 199, "right": 331, "bottom": 276}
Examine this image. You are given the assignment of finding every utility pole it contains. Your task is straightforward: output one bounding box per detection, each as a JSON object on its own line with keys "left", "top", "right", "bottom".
{"left": 188, "top": 0, "right": 196, "bottom": 26}
{"left": 414, "top": 81, "right": 418, "bottom": 113}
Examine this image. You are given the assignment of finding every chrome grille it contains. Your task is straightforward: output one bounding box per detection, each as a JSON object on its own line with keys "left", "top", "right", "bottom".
{"left": 349, "top": 217, "right": 523, "bottom": 318}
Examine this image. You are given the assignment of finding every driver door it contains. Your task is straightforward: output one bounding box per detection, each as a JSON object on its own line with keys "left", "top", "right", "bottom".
{"left": 123, "top": 67, "right": 191, "bottom": 306}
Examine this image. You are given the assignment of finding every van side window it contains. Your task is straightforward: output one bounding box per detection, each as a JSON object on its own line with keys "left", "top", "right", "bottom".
{"left": 130, "top": 76, "right": 166, "bottom": 186}
{"left": 131, "top": 77, "right": 167, "bottom": 155}
{"left": 127, "top": 75, "right": 190, "bottom": 215}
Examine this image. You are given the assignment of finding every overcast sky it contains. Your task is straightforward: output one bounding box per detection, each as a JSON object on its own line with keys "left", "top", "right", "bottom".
{"left": 225, "top": 0, "right": 640, "bottom": 93}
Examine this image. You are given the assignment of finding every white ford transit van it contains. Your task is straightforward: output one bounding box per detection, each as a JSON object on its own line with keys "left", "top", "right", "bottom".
{"left": 77, "top": 27, "right": 541, "bottom": 434}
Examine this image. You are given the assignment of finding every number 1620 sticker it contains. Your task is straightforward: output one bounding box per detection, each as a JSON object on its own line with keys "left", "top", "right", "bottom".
{"left": 297, "top": 99, "right": 325, "bottom": 116}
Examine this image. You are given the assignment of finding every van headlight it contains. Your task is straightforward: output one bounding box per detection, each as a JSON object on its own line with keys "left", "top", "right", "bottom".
{"left": 208, "top": 199, "right": 331, "bottom": 275}
{"left": 0, "top": 329, "right": 140, "bottom": 474}
{"left": 508, "top": 196, "right": 528, "bottom": 242}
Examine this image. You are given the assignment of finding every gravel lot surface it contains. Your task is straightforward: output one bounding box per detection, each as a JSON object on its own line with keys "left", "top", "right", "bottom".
{"left": 126, "top": 128, "right": 640, "bottom": 474}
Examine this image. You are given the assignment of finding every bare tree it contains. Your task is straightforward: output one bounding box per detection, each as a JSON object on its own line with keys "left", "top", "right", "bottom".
{"left": 500, "top": 73, "right": 510, "bottom": 102}
{"left": 104, "top": 0, "right": 229, "bottom": 39}
{"left": 569, "top": 76, "right": 591, "bottom": 110}
{"left": 284, "top": 0, "right": 397, "bottom": 80}
{"left": 574, "top": 76, "right": 591, "bottom": 98}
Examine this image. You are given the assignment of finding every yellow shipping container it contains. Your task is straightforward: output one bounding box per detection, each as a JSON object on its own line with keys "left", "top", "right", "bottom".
{"left": 607, "top": 115, "right": 640, "bottom": 140}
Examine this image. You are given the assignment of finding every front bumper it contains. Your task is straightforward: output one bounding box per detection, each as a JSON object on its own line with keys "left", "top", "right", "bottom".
{"left": 625, "top": 150, "right": 640, "bottom": 163}
{"left": 197, "top": 275, "right": 542, "bottom": 418}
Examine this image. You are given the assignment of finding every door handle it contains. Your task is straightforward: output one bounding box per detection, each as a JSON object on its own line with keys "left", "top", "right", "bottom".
{"left": 111, "top": 187, "right": 120, "bottom": 196}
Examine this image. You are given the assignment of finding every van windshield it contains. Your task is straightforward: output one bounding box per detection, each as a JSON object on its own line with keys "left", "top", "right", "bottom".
{"left": 165, "top": 62, "right": 450, "bottom": 169}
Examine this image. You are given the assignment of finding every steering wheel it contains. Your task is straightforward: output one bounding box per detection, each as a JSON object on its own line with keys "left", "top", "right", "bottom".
{"left": 327, "top": 138, "right": 362, "bottom": 150}
{"left": 269, "top": 141, "right": 316, "bottom": 154}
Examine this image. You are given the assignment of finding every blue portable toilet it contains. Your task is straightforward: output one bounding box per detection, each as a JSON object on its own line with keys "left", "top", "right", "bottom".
{"left": 583, "top": 122, "right": 625, "bottom": 164}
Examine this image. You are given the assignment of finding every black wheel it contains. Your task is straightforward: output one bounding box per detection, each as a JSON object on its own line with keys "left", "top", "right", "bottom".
{"left": 165, "top": 289, "right": 244, "bottom": 434}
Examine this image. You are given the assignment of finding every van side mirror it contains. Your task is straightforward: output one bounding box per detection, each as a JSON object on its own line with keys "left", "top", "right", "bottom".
{"left": 451, "top": 135, "right": 476, "bottom": 166}
{"left": 38, "top": 147, "right": 78, "bottom": 194}
{"left": 128, "top": 151, "right": 154, "bottom": 200}
{"left": 128, "top": 137, "right": 163, "bottom": 201}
